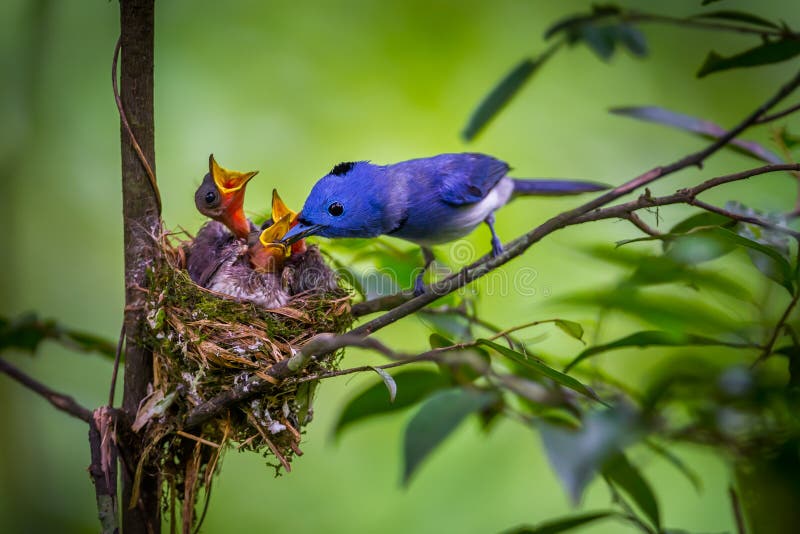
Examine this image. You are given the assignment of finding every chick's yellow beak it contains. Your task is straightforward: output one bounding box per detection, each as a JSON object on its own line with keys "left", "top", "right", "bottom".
{"left": 209, "top": 154, "right": 258, "bottom": 195}
{"left": 259, "top": 213, "right": 292, "bottom": 249}
{"left": 271, "top": 189, "right": 298, "bottom": 224}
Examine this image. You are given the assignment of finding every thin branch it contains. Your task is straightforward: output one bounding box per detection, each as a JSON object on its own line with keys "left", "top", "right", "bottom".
{"left": 0, "top": 357, "right": 92, "bottom": 423}
{"left": 755, "top": 100, "right": 800, "bottom": 124}
{"left": 183, "top": 70, "right": 800, "bottom": 428}
{"left": 752, "top": 289, "right": 800, "bottom": 368}
{"left": 625, "top": 211, "right": 662, "bottom": 237}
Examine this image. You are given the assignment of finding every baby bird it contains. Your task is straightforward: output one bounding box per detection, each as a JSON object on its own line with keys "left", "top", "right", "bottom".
{"left": 203, "top": 216, "right": 293, "bottom": 309}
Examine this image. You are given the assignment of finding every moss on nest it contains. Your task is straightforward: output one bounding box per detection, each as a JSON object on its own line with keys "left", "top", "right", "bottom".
{"left": 133, "top": 235, "right": 351, "bottom": 527}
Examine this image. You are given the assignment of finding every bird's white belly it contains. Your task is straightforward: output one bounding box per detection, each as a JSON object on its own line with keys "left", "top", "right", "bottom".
{"left": 399, "top": 177, "right": 514, "bottom": 246}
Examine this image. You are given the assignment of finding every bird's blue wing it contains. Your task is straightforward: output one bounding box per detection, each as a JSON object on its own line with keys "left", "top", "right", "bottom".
{"left": 431, "top": 153, "right": 510, "bottom": 206}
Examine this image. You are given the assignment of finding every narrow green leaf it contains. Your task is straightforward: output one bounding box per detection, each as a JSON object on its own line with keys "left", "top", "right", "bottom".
{"left": 691, "top": 10, "right": 780, "bottom": 29}
{"left": 701, "top": 0, "right": 727, "bottom": 5}
{"left": 603, "top": 454, "right": 661, "bottom": 530}
{"left": 610, "top": 106, "right": 783, "bottom": 164}
{"left": 403, "top": 388, "right": 498, "bottom": 484}
{"left": 334, "top": 369, "right": 448, "bottom": 437}
{"left": 697, "top": 39, "right": 800, "bottom": 78}
{"left": 563, "top": 286, "right": 742, "bottom": 333}
{"left": 369, "top": 367, "right": 397, "bottom": 403}
{"left": 478, "top": 339, "right": 602, "bottom": 402}
{"left": 505, "top": 511, "right": 619, "bottom": 534}
{"left": 565, "top": 330, "right": 753, "bottom": 372}
{"left": 555, "top": 320, "right": 585, "bottom": 344}
{"left": 462, "top": 50, "right": 555, "bottom": 141}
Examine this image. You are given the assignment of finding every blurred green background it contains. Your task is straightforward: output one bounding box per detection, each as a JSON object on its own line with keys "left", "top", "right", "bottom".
{"left": 1, "top": 0, "right": 798, "bottom": 532}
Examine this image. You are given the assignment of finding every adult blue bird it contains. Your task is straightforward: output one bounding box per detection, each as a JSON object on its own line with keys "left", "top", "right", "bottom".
{"left": 281, "top": 153, "right": 608, "bottom": 293}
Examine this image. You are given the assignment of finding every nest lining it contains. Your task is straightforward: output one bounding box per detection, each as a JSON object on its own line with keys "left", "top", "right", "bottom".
{"left": 134, "top": 234, "right": 352, "bottom": 527}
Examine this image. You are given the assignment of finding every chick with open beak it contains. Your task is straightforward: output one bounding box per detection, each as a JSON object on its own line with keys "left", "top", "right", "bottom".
{"left": 195, "top": 154, "right": 258, "bottom": 239}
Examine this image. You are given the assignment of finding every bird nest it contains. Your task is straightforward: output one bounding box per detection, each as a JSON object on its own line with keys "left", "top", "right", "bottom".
{"left": 133, "top": 232, "right": 352, "bottom": 526}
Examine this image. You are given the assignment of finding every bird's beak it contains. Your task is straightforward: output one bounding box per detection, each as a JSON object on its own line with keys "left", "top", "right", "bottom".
{"left": 281, "top": 219, "right": 324, "bottom": 246}
{"left": 259, "top": 213, "right": 292, "bottom": 248}
{"left": 271, "top": 189, "right": 298, "bottom": 224}
{"left": 209, "top": 154, "right": 258, "bottom": 196}
{"left": 208, "top": 154, "right": 259, "bottom": 239}
{"left": 250, "top": 213, "right": 292, "bottom": 272}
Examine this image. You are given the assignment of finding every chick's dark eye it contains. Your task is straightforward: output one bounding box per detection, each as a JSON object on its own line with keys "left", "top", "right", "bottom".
{"left": 328, "top": 202, "right": 344, "bottom": 216}
{"left": 204, "top": 190, "right": 217, "bottom": 204}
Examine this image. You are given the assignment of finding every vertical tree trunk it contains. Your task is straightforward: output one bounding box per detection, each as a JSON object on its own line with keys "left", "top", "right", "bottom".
{"left": 119, "top": 0, "right": 160, "bottom": 532}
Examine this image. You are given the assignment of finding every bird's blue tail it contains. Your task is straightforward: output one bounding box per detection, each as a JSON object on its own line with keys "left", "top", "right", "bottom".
{"left": 511, "top": 178, "right": 609, "bottom": 197}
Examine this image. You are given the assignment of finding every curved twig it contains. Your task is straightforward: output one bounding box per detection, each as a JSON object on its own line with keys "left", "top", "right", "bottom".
{"left": 112, "top": 35, "right": 161, "bottom": 215}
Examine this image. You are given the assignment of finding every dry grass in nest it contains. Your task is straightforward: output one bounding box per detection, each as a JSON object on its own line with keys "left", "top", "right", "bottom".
{"left": 132, "top": 232, "right": 352, "bottom": 530}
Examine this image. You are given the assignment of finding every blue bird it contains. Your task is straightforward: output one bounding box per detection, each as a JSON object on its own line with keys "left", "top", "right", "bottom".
{"left": 281, "top": 153, "right": 608, "bottom": 293}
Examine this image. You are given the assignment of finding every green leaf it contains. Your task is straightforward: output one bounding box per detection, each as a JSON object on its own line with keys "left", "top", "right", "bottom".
{"left": 603, "top": 454, "right": 661, "bottom": 530}
{"left": 539, "top": 408, "right": 640, "bottom": 503}
{"left": 664, "top": 212, "right": 737, "bottom": 259}
{"left": 691, "top": 10, "right": 780, "bottom": 29}
{"left": 565, "top": 330, "right": 753, "bottom": 372}
{"left": 701, "top": 0, "right": 727, "bottom": 5}
{"left": 334, "top": 369, "right": 448, "bottom": 437}
{"left": 505, "top": 511, "right": 619, "bottom": 534}
{"left": 563, "top": 285, "right": 741, "bottom": 333}
{"left": 478, "top": 339, "right": 603, "bottom": 403}
{"left": 403, "top": 388, "right": 498, "bottom": 484}
{"left": 555, "top": 320, "right": 585, "bottom": 344}
{"left": 580, "top": 25, "right": 618, "bottom": 61}
{"left": 369, "top": 367, "right": 397, "bottom": 403}
{"left": 709, "top": 227, "right": 795, "bottom": 294}
{"left": 617, "top": 25, "right": 648, "bottom": 57}
{"left": 610, "top": 106, "right": 783, "bottom": 164}
{"left": 776, "top": 126, "right": 800, "bottom": 149}
{"left": 419, "top": 310, "right": 472, "bottom": 342}
{"left": 462, "top": 50, "right": 555, "bottom": 141}
{"left": 697, "top": 39, "right": 800, "bottom": 78}
{"left": 0, "top": 313, "right": 116, "bottom": 359}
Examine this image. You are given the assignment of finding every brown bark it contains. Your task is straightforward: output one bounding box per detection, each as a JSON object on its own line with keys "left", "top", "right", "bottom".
{"left": 119, "top": 0, "right": 161, "bottom": 532}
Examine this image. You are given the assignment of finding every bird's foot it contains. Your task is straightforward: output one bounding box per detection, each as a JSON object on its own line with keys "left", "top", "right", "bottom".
{"left": 413, "top": 273, "right": 426, "bottom": 297}
{"left": 491, "top": 237, "right": 504, "bottom": 258}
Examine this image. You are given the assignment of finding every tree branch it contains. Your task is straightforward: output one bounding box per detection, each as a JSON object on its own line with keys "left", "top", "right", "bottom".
{"left": 118, "top": 0, "right": 161, "bottom": 531}
{"left": 182, "top": 70, "right": 800, "bottom": 429}
{"left": 0, "top": 357, "right": 92, "bottom": 423}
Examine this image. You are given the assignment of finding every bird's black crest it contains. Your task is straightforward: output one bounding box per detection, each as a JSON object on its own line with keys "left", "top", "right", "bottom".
{"left": 330, "top": 161, "right": 356, "bottom": 176}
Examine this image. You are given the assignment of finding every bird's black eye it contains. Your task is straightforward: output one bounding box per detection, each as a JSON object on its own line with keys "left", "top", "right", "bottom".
{"left": 204, "top": 190, "right": 217, "bottom": 204}
{"left": 328, "top": 202, "right": 344, "bottom": 216}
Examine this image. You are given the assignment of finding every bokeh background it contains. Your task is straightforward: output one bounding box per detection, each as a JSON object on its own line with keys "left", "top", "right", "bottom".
{"left": 1, "top": 0, "right": 798, "bottom": 532}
